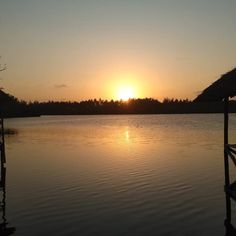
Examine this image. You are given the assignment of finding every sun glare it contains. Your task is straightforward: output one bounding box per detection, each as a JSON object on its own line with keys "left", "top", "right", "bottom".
{"left": 117, "top": 86, "right": 134, "bottom": 101}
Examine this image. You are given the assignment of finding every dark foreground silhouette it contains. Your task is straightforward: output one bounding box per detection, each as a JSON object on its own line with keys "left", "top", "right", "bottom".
{"left": 0, "top": 152, "right": 15, "bottom": 235}
{"left": 1, "top": 90, "right": 236, "bottom": 117}
{"left": 195, "top": 67, "right": 236, "bottom": 102}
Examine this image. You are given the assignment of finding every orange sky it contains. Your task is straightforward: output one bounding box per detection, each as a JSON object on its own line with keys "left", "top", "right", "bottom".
{"left": 0, "top": 1, "right": 236, "bottom": 102}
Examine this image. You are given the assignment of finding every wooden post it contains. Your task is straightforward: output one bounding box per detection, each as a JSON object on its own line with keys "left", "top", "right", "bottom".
{"left": 1, "top": 118, "right": 5, "bottom": 151}
{"left": 0, "top": 118, "right": 5, "bottom": 164}
{"left": 224, "top": 97, "right": 231, "bottom": 222}
{"left": 224, "top": 97, "right": 229, "bottom": 185}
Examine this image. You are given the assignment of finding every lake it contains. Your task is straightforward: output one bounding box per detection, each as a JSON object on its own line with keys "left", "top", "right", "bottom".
{"left": 2, "top": 114, "right": 236, "bottom": 235}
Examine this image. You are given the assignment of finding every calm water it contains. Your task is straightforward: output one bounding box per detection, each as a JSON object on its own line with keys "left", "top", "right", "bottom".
{"left": 2, "top": 114, "right": 236, "bottom": 235}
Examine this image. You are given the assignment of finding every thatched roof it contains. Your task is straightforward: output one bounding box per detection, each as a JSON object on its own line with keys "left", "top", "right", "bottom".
{"left": 194, "top": 67, "right": 236, "bottom": 102}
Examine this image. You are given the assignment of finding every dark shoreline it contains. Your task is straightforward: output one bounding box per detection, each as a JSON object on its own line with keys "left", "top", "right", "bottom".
{"left": 1, "top": 90, "right": 236, "bottom": 118}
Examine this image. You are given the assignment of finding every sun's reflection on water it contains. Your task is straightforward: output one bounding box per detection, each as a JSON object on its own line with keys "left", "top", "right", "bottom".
{"left": 125, "top": 128, "right": 130, "bottom": 143}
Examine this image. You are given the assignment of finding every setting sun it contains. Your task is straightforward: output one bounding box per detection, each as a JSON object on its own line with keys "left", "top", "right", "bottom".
{"left": 117, "top": 86, "right": 135, "bottom": 101}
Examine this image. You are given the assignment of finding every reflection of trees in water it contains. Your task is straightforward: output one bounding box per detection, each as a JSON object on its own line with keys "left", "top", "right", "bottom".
{"left": 0, "top": 132, "right": 15, "bottom": 235}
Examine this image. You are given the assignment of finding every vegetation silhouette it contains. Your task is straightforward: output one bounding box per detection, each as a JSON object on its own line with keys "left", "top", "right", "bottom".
{"left": 1, "top": 90, "right": 236, "bottom": 117}
{"left": 2, "top": 66, "right": 236, "bottom": 117}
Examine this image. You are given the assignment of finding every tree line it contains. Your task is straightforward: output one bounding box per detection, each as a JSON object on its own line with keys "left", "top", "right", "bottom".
{"left": 1, "top": 90, "right": 236, "bottom": 117}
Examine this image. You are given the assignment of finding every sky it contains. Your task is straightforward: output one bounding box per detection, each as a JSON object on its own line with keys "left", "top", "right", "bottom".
{"left": 0, "top": 0, "right": 236, "bottom": 102}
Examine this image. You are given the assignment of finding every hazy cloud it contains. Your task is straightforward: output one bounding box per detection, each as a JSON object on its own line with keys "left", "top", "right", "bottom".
{"left": 55, "top": 84, "right": 68, "bottom": 89}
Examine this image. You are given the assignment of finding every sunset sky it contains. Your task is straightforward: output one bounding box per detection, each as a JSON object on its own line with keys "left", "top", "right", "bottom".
{"left": 0, "top": 0, "right": 236, "bottom": 102}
